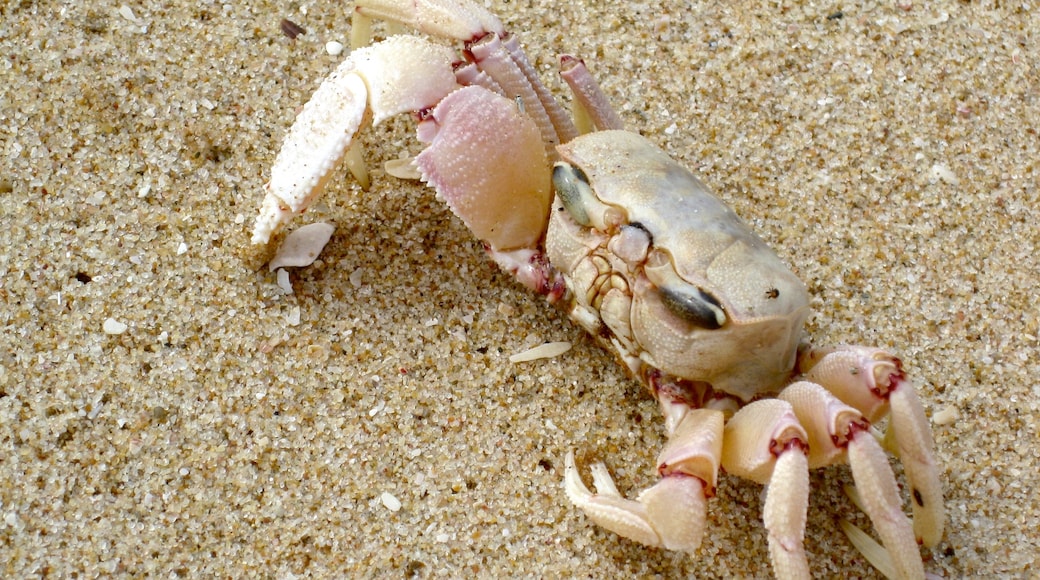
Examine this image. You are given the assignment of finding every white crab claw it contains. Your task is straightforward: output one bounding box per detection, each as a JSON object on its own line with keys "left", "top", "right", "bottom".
{"left": 799, "top": 346, "right": 944, "bottom": 548}
{"left": 564, "top": 452, "right": 709, "bottom": 553}
{"left": 564, "top": 409, "right": 722, "bottom": 554}
{"left": 253, "top": 36, "right": 460, "bottom": 245}
{"left": 722, "top": 400, "right": 811, "bottom": 580}
{"left": 415, "top": 85, "right": 552, "bottom": 252}
{"left": 780, "top": 381, "right": 925, "bottom": 580}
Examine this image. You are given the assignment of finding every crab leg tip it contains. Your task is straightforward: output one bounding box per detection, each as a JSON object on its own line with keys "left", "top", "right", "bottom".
{"left": 763, "top": 449, "right": 811, "bottom": 580}
{"left": 847, "top": 433, "right": 925, "bottom": 580}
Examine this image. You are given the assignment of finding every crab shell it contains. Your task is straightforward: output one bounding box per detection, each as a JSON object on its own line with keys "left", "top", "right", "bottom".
{"left": 547, "top": 131, "right": 810, "bottom": 402}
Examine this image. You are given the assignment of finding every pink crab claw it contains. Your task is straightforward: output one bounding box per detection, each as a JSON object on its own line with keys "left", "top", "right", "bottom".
{"left": 798, "top": 346, "right": 944, "bottom": 549}
{"left": 415, "top": 86, "right": 552, "bottom": 252}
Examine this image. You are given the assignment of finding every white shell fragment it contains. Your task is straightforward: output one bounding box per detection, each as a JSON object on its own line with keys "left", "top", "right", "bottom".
{"left": 932, "top": 405, "right": 960, "bottom": 426}
{"left": 929, "top": 163, "right": 960, "bottom": 185}
{"left": 508, "top": 341, "right": 572, "bottom": 363}
{"left": 103, "top": 318, "right": 128, "bottom": 335}
{"left": 286, "top": 306, "right": 302, "bottom": 326}
{"left": 268, "top": 222, "right": 335, "bottom": 271}
{"left": 275, "top": 268, "right": 293, "bottom": 295}
{"left": 384, "top": 157, "right": 422, "bottom": 180}
{"left": 380, "top": 492, "right": 402, "bottom": 512}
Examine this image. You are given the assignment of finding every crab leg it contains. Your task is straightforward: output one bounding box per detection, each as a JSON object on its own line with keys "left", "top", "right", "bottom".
{"left": 252, "top": 36, "right": 460, "bottom": 244}
{"left": 721, "top": 400, "right": 811, "bottom": 580}
{"left": 564, "top": 408, "right": 723, "bottom": 553}
{"left": 779, "top": 381, "right": 925, "bottom": 580}
{"left": 559, "top": 55, "right": 625, "bottom": 133}
{"left": 467, "top": 33, "right": 576, "bottom": 152}
{"left": 799, "top": 346, "right": 944, "bottom": 548}
{"left": 502, "top": 35, "right": 579, "bottom": 146}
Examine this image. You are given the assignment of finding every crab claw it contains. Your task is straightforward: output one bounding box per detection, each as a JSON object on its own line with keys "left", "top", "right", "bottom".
{"left": 564, "top": 408, "right": 724, "bottom": 554}
{"left": 252, "top": 36, "right": 460, "bottom": 245}
{"left": 415, "top": 85, "right": 552, "bottom": 252}
{"left": 780, "top": 381, "right": 925, "bottom": 580}
{"left": 722, "top": 399, "right": 811, "bottom": 579}
{"left": 799, "top": 346, "right": 944, "bottom": 548}
{"left": 354, "top": 0, "right": 504, "bottom": 41}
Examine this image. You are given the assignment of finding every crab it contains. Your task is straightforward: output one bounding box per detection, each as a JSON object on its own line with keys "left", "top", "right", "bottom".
{"left": 251, "top": 1, "right": 944, "bottom": 577}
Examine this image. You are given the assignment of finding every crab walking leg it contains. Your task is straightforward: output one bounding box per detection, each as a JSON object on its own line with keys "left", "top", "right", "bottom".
{"left": 252, "top": 36, "right": 460, "bottom": 244}
{"left": 501, "top": 35, "right": 579, "bottom": 146}
{"left": 780, "top": 382, "right": 924, "bottom": 580}
{"left": 565, "top": 408, "right": 724, "bottom": 553}
{"left": 559, "top": 55, "right": 625, "bottom": 133}
{"left": 721, "top": 400, "right": 811, "bottom": 580}
{"left": 799, "top": 346, "right": 944, "bottom": 547}
{"left": 886, "top": 383, "right": 943, "bottom": 546}
{"left": 467, "top": 34, "right": 570, "bottom": 155}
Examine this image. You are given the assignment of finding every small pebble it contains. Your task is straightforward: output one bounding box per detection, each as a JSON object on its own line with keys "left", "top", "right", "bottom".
{"left": 380, "top": 492, "right": 402, "bottom": 512}
{"left": 933, "top": 405, "right": 960, "bottom": 426}
{"left": 286, "top": 306, "right": 301, "bottom": 326}
{"left": 325, "top": 40, "right": 344, "bottom": 56}
{"left": 118, "top": 5, "right": 139, "bottom": 24}
{"left": 276, "top": 268, "right": 293, "bottom": 294}
{"left": 349, "top": 267, "right": 363, "bottom": 288}
{"left": 930, "top": 163, "right": 960, "bottom": 185}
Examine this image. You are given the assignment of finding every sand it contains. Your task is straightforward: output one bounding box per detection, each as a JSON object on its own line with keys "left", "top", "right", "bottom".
{"left": 2, "top": 0, "right": 1037, "bottom": 577}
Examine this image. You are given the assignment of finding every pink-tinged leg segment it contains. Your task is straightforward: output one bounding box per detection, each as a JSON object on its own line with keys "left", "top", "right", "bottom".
{"left": 846, "top": 430, "right": 925, "bottom": 580}
{"left": 560, "top": 55, "right": 625, "bottom": 133}
{"left": 501, "top": 35, "right": 579, "bottom": 146}
{"left": 887, "top": 382, "right": 944, "bottom": 547}
{"left": 466, "top": 34, "right": 573, "bottom": 155}
{"left": 722, "top": 400, "right": 811, "bottom": 579}
{"left": 415, "top": 86, "right": 552, "bottom": 252}
{"left": 765, "top": 449, "right": 811, "bottom": 580}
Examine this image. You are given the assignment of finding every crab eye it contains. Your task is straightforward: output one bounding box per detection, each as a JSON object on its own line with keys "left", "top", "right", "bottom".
{"left": 658, "top": 285, "right": 727, "bottom": 329}
{"left": 552, "top": 162, "right": 595, "bottom": 227}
